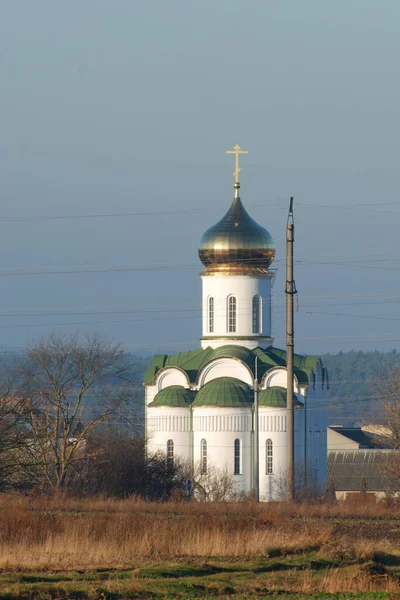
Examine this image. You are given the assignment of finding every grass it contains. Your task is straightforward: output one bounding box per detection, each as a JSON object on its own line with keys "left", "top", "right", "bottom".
{"left": 0, "top": 558, "right": 399, "bottom": 599}
{"left": 0, "top": 494, "right": 399, "bottom": 599}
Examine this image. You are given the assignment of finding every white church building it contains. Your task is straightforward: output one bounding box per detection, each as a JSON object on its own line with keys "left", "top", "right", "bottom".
{"left": 144, "top": 147, "right": 328, "bottom": 500}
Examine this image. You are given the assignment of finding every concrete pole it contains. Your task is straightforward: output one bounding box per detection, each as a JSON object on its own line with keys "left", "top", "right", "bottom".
{"left": 254, "top": 356, "right": 259, "bottom": 502}
{"left": 286, "top": 197, "right": 296, "bottom": 501}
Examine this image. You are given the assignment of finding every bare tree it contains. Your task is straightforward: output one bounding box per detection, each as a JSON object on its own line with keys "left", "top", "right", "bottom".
{"left": 23, "top": 333, "right": 134, "bottom": 491}
{"left": 0, "top": 367, "right": 32, "bottom": 490}
{"left": 185, "top": 461, "right": 239, "bottom": 502}
{"left": 380, "top": 395, "right": 400, "bottom": 486}
{"left": 371, "top": 366, "right": 400, "bottom": 448}
{"left": 370, "top": 366, "right": 400, "bottom": 486}
{"left": 269, "top": 461, "right": 324, "bottom": 502}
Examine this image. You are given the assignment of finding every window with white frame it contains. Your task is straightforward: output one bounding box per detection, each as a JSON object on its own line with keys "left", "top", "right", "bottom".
{"left": 234, "top": 438, "right": 241, "bottom": 475}
{"left": 201, "top": 438, "right": 207, "bottom": 474}
{"left": 266, "top": 438, "right": 273, "bottom": 474}
{"left": 166, "top": 439, "right": 174, "bottom": 467}
{"left": 252, "top": 295, "right": 261, "bottom": 334}
{"left": 227, "top": 296, "right": 237, "bottom": 332}
{"left": 208, "top": 297, "right": 214, "bottom": 333}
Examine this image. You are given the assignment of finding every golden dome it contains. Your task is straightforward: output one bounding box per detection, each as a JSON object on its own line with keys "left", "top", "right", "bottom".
{"left": 199, "top": 183, "right": 275, "bottom": 275}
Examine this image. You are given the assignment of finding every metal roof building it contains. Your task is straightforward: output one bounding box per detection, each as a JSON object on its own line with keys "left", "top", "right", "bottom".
{"left": 328, "top": 450, "right": 399, "bottom": 498}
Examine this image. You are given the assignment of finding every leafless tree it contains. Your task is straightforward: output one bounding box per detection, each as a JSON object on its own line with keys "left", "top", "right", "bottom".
{"left": 22, "top": 333, "right": 134, "bottom": 491}
{"left": 181, "top": 460, "right": 238, "bottom": 502}
{"left": 370, "top": 366, "right": 400, "bottom": 447}
{"left": 370, "top": 367, "right": 400, "bottom": 485}
{"left": 0, "top": 366, "right": 33, "bottom": 490}
{"left": 380, "top": 395, "right": 400, "bottom": 485}
{"left": 270, "top": 461, "right": 325, "bottom": 502}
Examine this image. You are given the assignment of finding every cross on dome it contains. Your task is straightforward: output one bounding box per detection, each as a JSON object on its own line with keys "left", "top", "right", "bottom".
{"left": 226, "top": 144, "right": 248, "bottom": 183}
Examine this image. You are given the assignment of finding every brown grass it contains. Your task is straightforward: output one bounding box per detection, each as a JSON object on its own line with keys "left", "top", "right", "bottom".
{"left": 297, "top": 566, "right": 400, "bottom": 594}
{"left": 0, "top": 493, "right": 398, "bottom": 572}
{"left": 2, "top": 490, "right": 399, "bottom": 516}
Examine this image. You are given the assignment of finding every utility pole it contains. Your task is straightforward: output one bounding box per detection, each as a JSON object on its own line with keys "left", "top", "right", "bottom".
{"left": 286, "top": 197, "right": 297, "bottom": 501}
{"left": 253, "top": 355, "right": 259, "bottom": 501}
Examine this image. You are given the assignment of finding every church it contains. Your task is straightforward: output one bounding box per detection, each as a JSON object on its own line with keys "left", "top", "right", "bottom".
{"left": 144, "top": 146, "right": 328, "bottom": 501}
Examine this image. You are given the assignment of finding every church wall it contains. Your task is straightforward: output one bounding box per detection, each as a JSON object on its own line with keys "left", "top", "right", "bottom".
{"left": 145, "top": 385, "right": 157, "bottom": 407}
{"left": 193, "top": 407, "right": 252, "bottom": 495}
{"left": 201, "top": 275, "right": 272, "bottom": 348}
{"left": 304, "top": 366, "right": 328, "bottom": 494}
{"left": 259, "top": 407, "right": 288, "bottom": 501}
{"left": 145, "top": 380, "right": 328, "bottom": 500}
{"left": 257, "top": 367, "right": 328, "bottom": 497}
{"left": 146, "top": 406, "right": 191, "bottom": 463}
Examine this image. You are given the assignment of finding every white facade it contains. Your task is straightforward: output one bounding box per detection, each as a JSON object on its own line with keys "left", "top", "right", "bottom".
{"left": 145, "top": 358, "right": 328, "bottom": 500}
{"left": 147, "top": 406, "right": 192, "bottom": 463}
{"left": 201, "top": 274, "right": 274, "bottom": 349}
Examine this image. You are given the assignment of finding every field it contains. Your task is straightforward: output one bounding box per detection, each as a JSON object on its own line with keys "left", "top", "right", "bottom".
{"left": 0, "top": 495, "right": 399, "bottom": 600}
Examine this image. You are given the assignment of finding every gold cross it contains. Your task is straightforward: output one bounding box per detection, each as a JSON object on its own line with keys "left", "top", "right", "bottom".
{"left": 226, "top": 144, "right": 248, "bottom": 183}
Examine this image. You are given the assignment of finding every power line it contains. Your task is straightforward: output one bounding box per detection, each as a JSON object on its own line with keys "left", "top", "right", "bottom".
{"left": 305, "top": 310, "right": 400, "bottom": 323}
{"left": 0, "top": 203, "right": 285, "bottom": 223}
{"left": 2, "top": 298, "right": 400, "bottom": 319}
{"left": 2, "top": 254, "right": 400, "bottom": 279}
{"left": 1, "top": 200, "right": 400, "bottom": 224}
{"left": 0, "top": 287, "right": 399, "bottom": 315}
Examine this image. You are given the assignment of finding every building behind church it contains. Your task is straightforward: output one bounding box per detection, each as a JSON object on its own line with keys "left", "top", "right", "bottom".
{"left": 144, "top": 148, "right": 328, "bottom": 500}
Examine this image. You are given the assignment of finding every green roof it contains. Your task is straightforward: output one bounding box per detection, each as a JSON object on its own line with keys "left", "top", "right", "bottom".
{"left": 144, "top": 344, "right": 318, "bottom": 387}
{"left": 148, "top": 385, "right": 195, "bottom": 407}
{"left": 259, "top": 386, "right": 303, "bottom": 408}
{"left": 192, "top": 377, "right": 253, "bottom": 407}
{"left": 148, "top": 381, "right": 305, "bottom": 410}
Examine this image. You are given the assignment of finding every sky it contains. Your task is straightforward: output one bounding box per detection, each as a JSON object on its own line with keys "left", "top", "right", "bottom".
{"left": 1, "top": 0, "right": 400, "bottom": 356}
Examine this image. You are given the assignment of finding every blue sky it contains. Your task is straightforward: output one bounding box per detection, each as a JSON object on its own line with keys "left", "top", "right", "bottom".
{"left": 1, "top": 0, "right": 400, "bottom": 355}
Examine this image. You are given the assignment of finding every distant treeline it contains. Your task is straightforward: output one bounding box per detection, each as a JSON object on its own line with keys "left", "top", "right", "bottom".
{"left": 322, "top": 349, "right": 400, "bottom": 426}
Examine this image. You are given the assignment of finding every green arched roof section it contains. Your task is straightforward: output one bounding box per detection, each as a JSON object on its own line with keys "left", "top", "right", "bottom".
{"left": 210, "top": 344, "right": 255, "bottom": 366}
{"left": 193, "top": 377, "right": 253, "bottom": 407}
{"left": 267, "top": 347, "right": 319, "bottom": 373}
{"left": 259, "top": 386, "right": 303, "bottom": 408}
{"left": 148, "top": 385, "right": 195, "bottom": 407}
{"left": 144, "top": 344, "right": 317, "bottom": 387}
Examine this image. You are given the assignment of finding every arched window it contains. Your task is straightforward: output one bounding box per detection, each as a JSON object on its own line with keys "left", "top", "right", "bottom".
{"left": 252, "top": 295, "right": 261, "bottom": 334}
{"left": 208, "top": 297, "right": 214, "bottom": 333}
{"left": 201, "top": 438, "right": 207, "bottom": 474}
{"left": 266, "top": 439, "right": 273, "bottom": 474}
{"left": 234, "top": 438, "right": 241, "bottom": 475}
{"left": 227, "top": 296, "right": 237, "bottom": 332}
{"left": 166, "top": 439, "right": 174, "bottom": 467}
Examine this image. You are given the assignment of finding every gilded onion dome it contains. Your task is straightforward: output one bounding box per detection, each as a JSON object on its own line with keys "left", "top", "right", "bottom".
{"left": 199, "top": 182, "right": 275, "bottom": 275}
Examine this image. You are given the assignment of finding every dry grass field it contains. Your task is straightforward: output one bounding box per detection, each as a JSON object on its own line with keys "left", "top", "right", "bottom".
{"left": 0, "top": 494, "right": 399, "bottom": 599}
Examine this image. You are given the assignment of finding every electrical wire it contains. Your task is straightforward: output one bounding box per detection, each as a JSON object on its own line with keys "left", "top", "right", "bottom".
{"left": 1, "top": 200, "right": 400, "bottom": 224}
{"left": 1, "top": 254, "right": 400, "bottom": 278}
